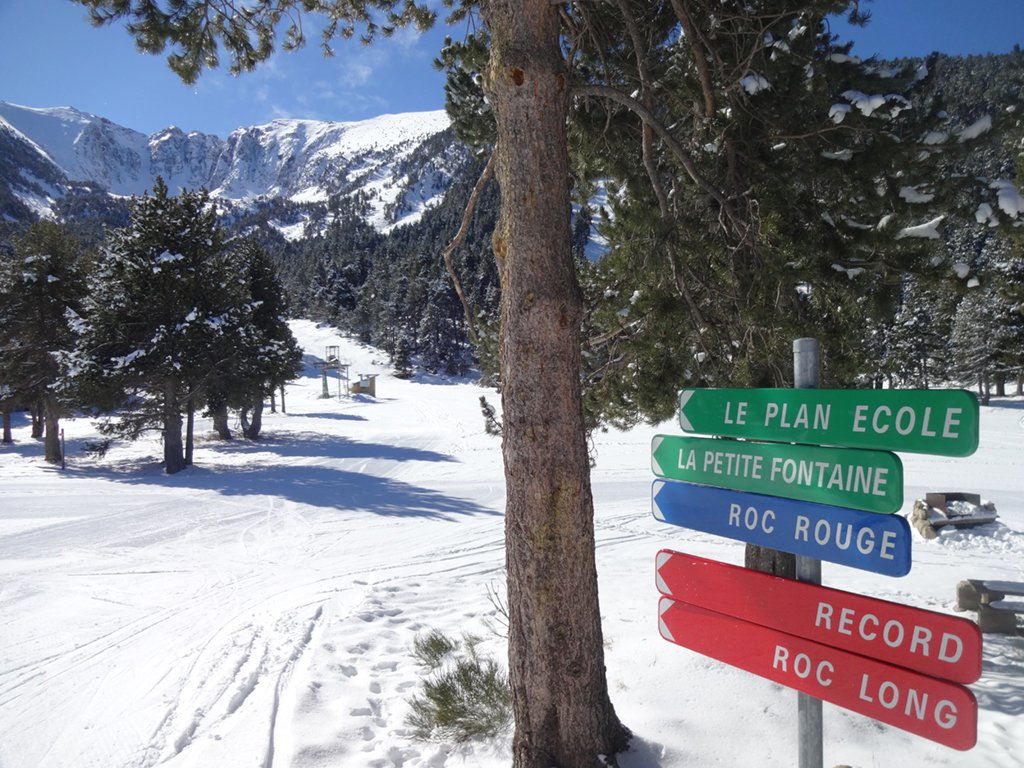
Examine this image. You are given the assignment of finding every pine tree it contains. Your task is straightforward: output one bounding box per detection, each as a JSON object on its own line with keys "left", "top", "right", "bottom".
{"left": 885, "top": 276, "right": 958, "bottom": 389}
{"left": 75, "top": 178, "right": 252, "bottom": 473}
{"left": 949, "top": 238, "right": 1024, "bottom": 400}
{"left": 565, "top": 2, "right": 1015, "bottom": 429}
{"left": 233, "top": 238, "right": 304, "bottom": 438}
{"left": 0, "top": 221, "right": 89, "bottom": 462}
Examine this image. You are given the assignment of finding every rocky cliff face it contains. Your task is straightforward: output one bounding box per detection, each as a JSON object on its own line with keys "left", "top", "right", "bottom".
{"left": 0, "top": 101, "right": 463, "bottom": 233}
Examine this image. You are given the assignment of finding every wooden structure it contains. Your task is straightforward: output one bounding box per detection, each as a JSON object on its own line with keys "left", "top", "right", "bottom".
{"left": 350, "top": 373, "right": 378, "bottom": 397}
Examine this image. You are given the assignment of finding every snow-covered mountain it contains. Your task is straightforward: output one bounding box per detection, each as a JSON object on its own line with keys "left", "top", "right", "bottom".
{"left": 0, "top": 101, "right": 466, "bottom": 232}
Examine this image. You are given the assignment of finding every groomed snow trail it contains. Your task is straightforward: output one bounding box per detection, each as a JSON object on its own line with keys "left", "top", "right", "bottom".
{"left": 2, "top": 320, "right": 1023, "bottom": 768}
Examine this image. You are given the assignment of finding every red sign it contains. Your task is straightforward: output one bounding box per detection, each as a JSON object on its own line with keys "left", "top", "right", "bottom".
{"left": 656, "top": 550, "right": 982, "bottom": 684}
{"left": 659, "top": 597, "right": 978, "bottom": 751}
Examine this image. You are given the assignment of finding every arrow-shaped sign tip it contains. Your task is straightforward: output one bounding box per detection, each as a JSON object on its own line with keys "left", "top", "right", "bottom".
{"left": 678, "top": 390, "right": 695, "bottom": 432}
{"left": 652, "top": 481, "right": 666, "bottom": 521}
{"left": 651, "top": 436, "right": 664, "bottom": 475}
{"left": 655, "top": 551, "right": 673, "bottom": 595}
{"left": 659, "top": 598, "right": 675, "bottom": 642}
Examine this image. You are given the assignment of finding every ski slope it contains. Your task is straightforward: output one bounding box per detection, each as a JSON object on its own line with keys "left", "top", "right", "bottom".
{"left": 1, "top": 320, "right": 1022, "bottom": 768}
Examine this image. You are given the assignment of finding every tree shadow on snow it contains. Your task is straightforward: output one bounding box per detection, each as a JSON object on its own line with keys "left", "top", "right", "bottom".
{"left": 205, "top": 430, "right": 453, "bottom": 464}
{"left": 189, "top": 464, "right": 497, "bottom": 520}
{"left": 66, "top": 432, "right": 495, "bottom": 521}
{"left": 985, "top": 396, "right": 1024, "bottom": 411}
{"left": 288, "top": 412, "right": 367, "bottom": 422}
{"left": 618, "top": 736, "right": 668, "bottom": 768}
{"left": 976, "top": 634, "right": 1024, "bottom": 717}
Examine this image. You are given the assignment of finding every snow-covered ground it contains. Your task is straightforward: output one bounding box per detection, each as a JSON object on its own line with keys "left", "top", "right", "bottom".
{"left": 2, "top": 320, "right": 1022, "bottom": 768}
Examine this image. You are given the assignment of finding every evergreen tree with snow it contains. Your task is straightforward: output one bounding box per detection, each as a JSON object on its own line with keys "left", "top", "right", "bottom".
{"left": 948, "top": 235, "right": 1024, "bottom": 399}
{"left": 231, "top": 238, "right": 304, "bottom": 439}
{"left": 884, "top": 276, "right": 957, "bottom": 389}
{"left": 566, "top": 8, "right": 1015, "bottom": 428}
{"left": 75, "top": 178, "right": 253, "bottom": 473}
{"left": 0, "top": 221, "right": 89, "bottom": 461}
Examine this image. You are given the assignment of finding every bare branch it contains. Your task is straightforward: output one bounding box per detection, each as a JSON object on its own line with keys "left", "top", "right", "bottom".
{"left": 440, "top": 149, "right": 497, "bottom": 346}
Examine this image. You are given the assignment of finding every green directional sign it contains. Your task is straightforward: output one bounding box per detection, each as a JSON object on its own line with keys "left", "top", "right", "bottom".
{"left": 652, "top": 434, "right": 903, "bottom": 514}
{"left": 677, "top": 388, "right": 978, "bottom": 457}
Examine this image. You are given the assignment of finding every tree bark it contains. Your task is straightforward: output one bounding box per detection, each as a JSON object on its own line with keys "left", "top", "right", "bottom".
{"left": 994, "top": 373, "right": 1006, "bottom": 398}
{"left": 243, "top": 396, "right": 264, "bottom": 440}
{"left": 185, "top": 399, "right": 195, "bottom": 465}
{"left": 163, "top": 379, "right": 186, "bottom": 474}
{"left": 212, "top": 403, "right": 232, "bottom": 440}
{"left": 2, "top": 408, "right": 11, "bottom": 443}
{"left": 43, "top": 392, "right": 63, "bottom": 465}
{"left": 482, "top": 2, "right": 630, "bottom": 766}
{"left": 31, "top": 403, "right": 43, "bottom": 439}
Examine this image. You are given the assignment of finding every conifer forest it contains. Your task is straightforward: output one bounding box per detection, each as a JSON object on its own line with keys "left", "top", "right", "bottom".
{"left": 2, "top": 48, "right": 1023, "bottom": 465}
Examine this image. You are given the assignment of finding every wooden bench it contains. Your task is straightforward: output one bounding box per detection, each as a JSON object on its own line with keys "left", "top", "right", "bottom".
{"left": 956, "top": 579, "right": 1024, "bottom": 634}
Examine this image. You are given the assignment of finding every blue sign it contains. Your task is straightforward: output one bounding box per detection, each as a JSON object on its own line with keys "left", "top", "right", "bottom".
{"left": 652, "top": 479, "right": 912, "bottom": 576}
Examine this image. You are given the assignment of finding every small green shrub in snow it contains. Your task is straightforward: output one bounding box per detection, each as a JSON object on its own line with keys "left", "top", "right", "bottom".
{"left": 406, "top": 630, "right": 512, "bottom": 745}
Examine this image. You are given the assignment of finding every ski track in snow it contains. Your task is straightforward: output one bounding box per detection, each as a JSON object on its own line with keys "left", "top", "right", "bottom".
{"left": 2, "top": 319, "right": 1023, "bottom": 768}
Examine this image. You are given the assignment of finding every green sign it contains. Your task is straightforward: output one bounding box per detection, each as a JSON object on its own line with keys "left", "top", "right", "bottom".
{"left": 652, "top": 435, "right": 903, "bottom": 514}
{"left": 677, "top": 388, "right": 979, "bottom": 457}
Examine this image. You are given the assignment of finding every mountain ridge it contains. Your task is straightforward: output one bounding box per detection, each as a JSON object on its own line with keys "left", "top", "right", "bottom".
{"left": 0, "top": 101, "right": 459, "bottom": 233}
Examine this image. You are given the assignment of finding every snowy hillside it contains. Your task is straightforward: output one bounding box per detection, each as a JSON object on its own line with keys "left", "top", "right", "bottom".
{"left": 0, "top": 101, "right": 461, "bottom": 231}
{"left": 1, "top": 321, "right": 1022, "bottom": 768}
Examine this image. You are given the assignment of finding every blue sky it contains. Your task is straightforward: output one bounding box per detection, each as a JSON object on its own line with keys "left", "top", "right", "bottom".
{"left": 1, "top": 0, "right": 1021, "bottom": 139}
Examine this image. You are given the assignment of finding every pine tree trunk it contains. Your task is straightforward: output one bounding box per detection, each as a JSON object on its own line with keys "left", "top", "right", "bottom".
{"left": 482, "top": 3, "right": 630, "bottom": 766}
{"left": 994, "top": 373, "right": 1006, "bottom": 398}
{"left": 212, "top": 404, "right": 232, "bottom": 440}
{"left": 243, "top": 396, "right": 263, "bottom": 440}
{"left": 31, "top": 403, "right": 43, "bottom": 439}
{"left": 185, "top": 399, "right": 195, "bottom": 465}
{"left": 2, "top": 409, "right": 11, "bottom": 443}
{"left": 280, "top": 385, "right": 286, "bottom": 414}
{"left": 43, "top": 392, "right": 63, "bottom": 465}
{"left": 163, "top": 379, "right": 186, "bottom": 474}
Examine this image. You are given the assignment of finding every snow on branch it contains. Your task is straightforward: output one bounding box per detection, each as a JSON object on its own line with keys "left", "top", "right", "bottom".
{"left": 990, "top": 180, "right": 1024, "bottom": 218}
{"left": 896, "top": 215, "right": 945, "bottom": 240}
{"left": 899, "top": 186, "right": 935, "bottom": 204}
{"left": 957, "top": 115, "right": 993, "bottom": 142}
{"left": 740, "top": 74, "right": 771, "bottom": 95}
{"left": 839, "top": 91, "right": 912, "bottom": 119}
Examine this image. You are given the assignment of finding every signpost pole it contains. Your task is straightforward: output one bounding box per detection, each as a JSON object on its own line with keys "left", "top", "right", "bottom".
{"left": 793, "top": 338, "right": 823, "bottom": 768}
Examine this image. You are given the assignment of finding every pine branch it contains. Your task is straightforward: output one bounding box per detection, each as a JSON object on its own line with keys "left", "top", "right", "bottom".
{"left": 440, "top": 149, "right": 496, "bottom": 346}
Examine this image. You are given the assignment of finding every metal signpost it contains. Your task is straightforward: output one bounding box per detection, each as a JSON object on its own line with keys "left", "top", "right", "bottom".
{"left": 792, "top": 337, "right": 823, "bottom": 768}
{"left": 648, "top": 338, "right": 983, "bottom": 763}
